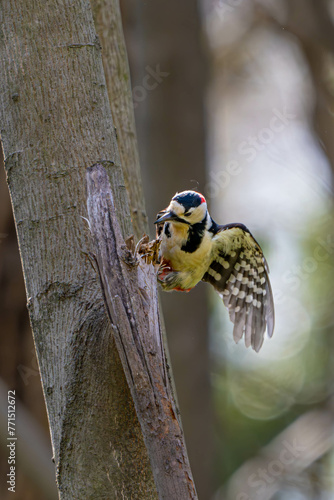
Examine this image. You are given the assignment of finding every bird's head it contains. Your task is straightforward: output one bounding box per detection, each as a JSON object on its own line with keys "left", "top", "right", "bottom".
{"left": 155, "top": 190, "right": 207, "bottom": 226}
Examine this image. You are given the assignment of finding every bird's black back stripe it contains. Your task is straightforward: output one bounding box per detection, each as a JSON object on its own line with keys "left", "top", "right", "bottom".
{"left": 219, "top": 222, "right": 252, "bottom": 234}
{"left": 208, "top": 218, "right": 220, "bottom": 235}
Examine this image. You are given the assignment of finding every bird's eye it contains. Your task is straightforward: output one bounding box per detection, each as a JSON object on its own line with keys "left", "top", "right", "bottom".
{"left": 183, "top": 207, "right": 195, "bottom": 217}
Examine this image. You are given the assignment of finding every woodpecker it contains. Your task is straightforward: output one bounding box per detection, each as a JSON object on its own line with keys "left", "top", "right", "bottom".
{"left": 154, "top": 190, "right": 275, "bottom": 352}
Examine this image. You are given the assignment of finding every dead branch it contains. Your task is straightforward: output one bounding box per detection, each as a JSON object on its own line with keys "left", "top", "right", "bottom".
{"left": 86, "top": 163, "right": 197, "bottom": 500}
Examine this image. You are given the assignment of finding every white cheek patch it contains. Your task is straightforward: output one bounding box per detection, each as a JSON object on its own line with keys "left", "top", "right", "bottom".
{"left": 186, "top": 204, "right": 207, "bottom": 223}
{"left": 170, "top": 200, "right": 184, "bottom": 217}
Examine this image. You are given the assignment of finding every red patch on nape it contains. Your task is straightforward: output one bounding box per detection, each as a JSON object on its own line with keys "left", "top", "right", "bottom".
{"left": 199, "top": 193, "right": 206, "bottom": 204}
{"left": 173, "top": 286, "right": 192, "bottom": 292}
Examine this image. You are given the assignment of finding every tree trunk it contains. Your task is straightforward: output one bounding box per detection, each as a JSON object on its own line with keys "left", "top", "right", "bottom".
{"left": 0, "top": 0, "right": 156, "bottom": 497}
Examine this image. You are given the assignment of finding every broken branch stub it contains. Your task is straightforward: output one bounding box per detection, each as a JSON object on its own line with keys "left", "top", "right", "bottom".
{"left": 86, "top": 164, "right": 197, "bottom": 500}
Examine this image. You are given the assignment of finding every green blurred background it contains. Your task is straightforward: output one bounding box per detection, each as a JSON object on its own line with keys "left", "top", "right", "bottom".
{"left": 1, "top": 1, "right": 334, "bottom": 499}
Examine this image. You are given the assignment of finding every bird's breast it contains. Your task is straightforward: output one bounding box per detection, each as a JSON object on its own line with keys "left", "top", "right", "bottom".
{"left": 160, "top": 223, "right": 213, "bottom": 275}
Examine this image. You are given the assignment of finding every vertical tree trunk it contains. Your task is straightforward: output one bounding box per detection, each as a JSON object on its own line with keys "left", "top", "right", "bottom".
{"left": 0, "top": 0, "right": 156, "bottom": 497}
{"left": 0, "top": 155, "right": 57, "bottom": 499}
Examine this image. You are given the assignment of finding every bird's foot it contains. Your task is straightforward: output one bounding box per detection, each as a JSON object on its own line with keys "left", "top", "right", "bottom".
{"left": 157, "top": 262, "right": 192, "bottom": 292}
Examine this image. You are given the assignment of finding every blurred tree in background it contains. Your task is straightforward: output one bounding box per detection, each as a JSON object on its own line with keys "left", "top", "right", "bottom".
{"left": 120, "top": 1, "right": 213, "bottom": 498}
{"left": 1, "top": 0, "right": 334, "bottom": 498}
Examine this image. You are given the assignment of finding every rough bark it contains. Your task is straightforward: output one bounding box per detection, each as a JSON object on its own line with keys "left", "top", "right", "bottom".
{"left": 90, "top": 0, "right": 148, "bottom": 240}
{"left": 86, "top": 164, "right": 197, "bottom": 500}
{"left": 0, "top": 0, "right": 156, "bottom": 497}
{"left": 0, "top": 155, "right": 56, "bottom": 500}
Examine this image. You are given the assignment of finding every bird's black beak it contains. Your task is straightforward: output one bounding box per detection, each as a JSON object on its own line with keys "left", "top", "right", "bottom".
{"left": 154, "top": 211, "right": 189, "bottom": 225}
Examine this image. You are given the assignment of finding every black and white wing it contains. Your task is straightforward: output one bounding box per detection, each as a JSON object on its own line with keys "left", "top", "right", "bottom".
{"left": 202, "top": 223, "right": 274, "bottom": 352}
